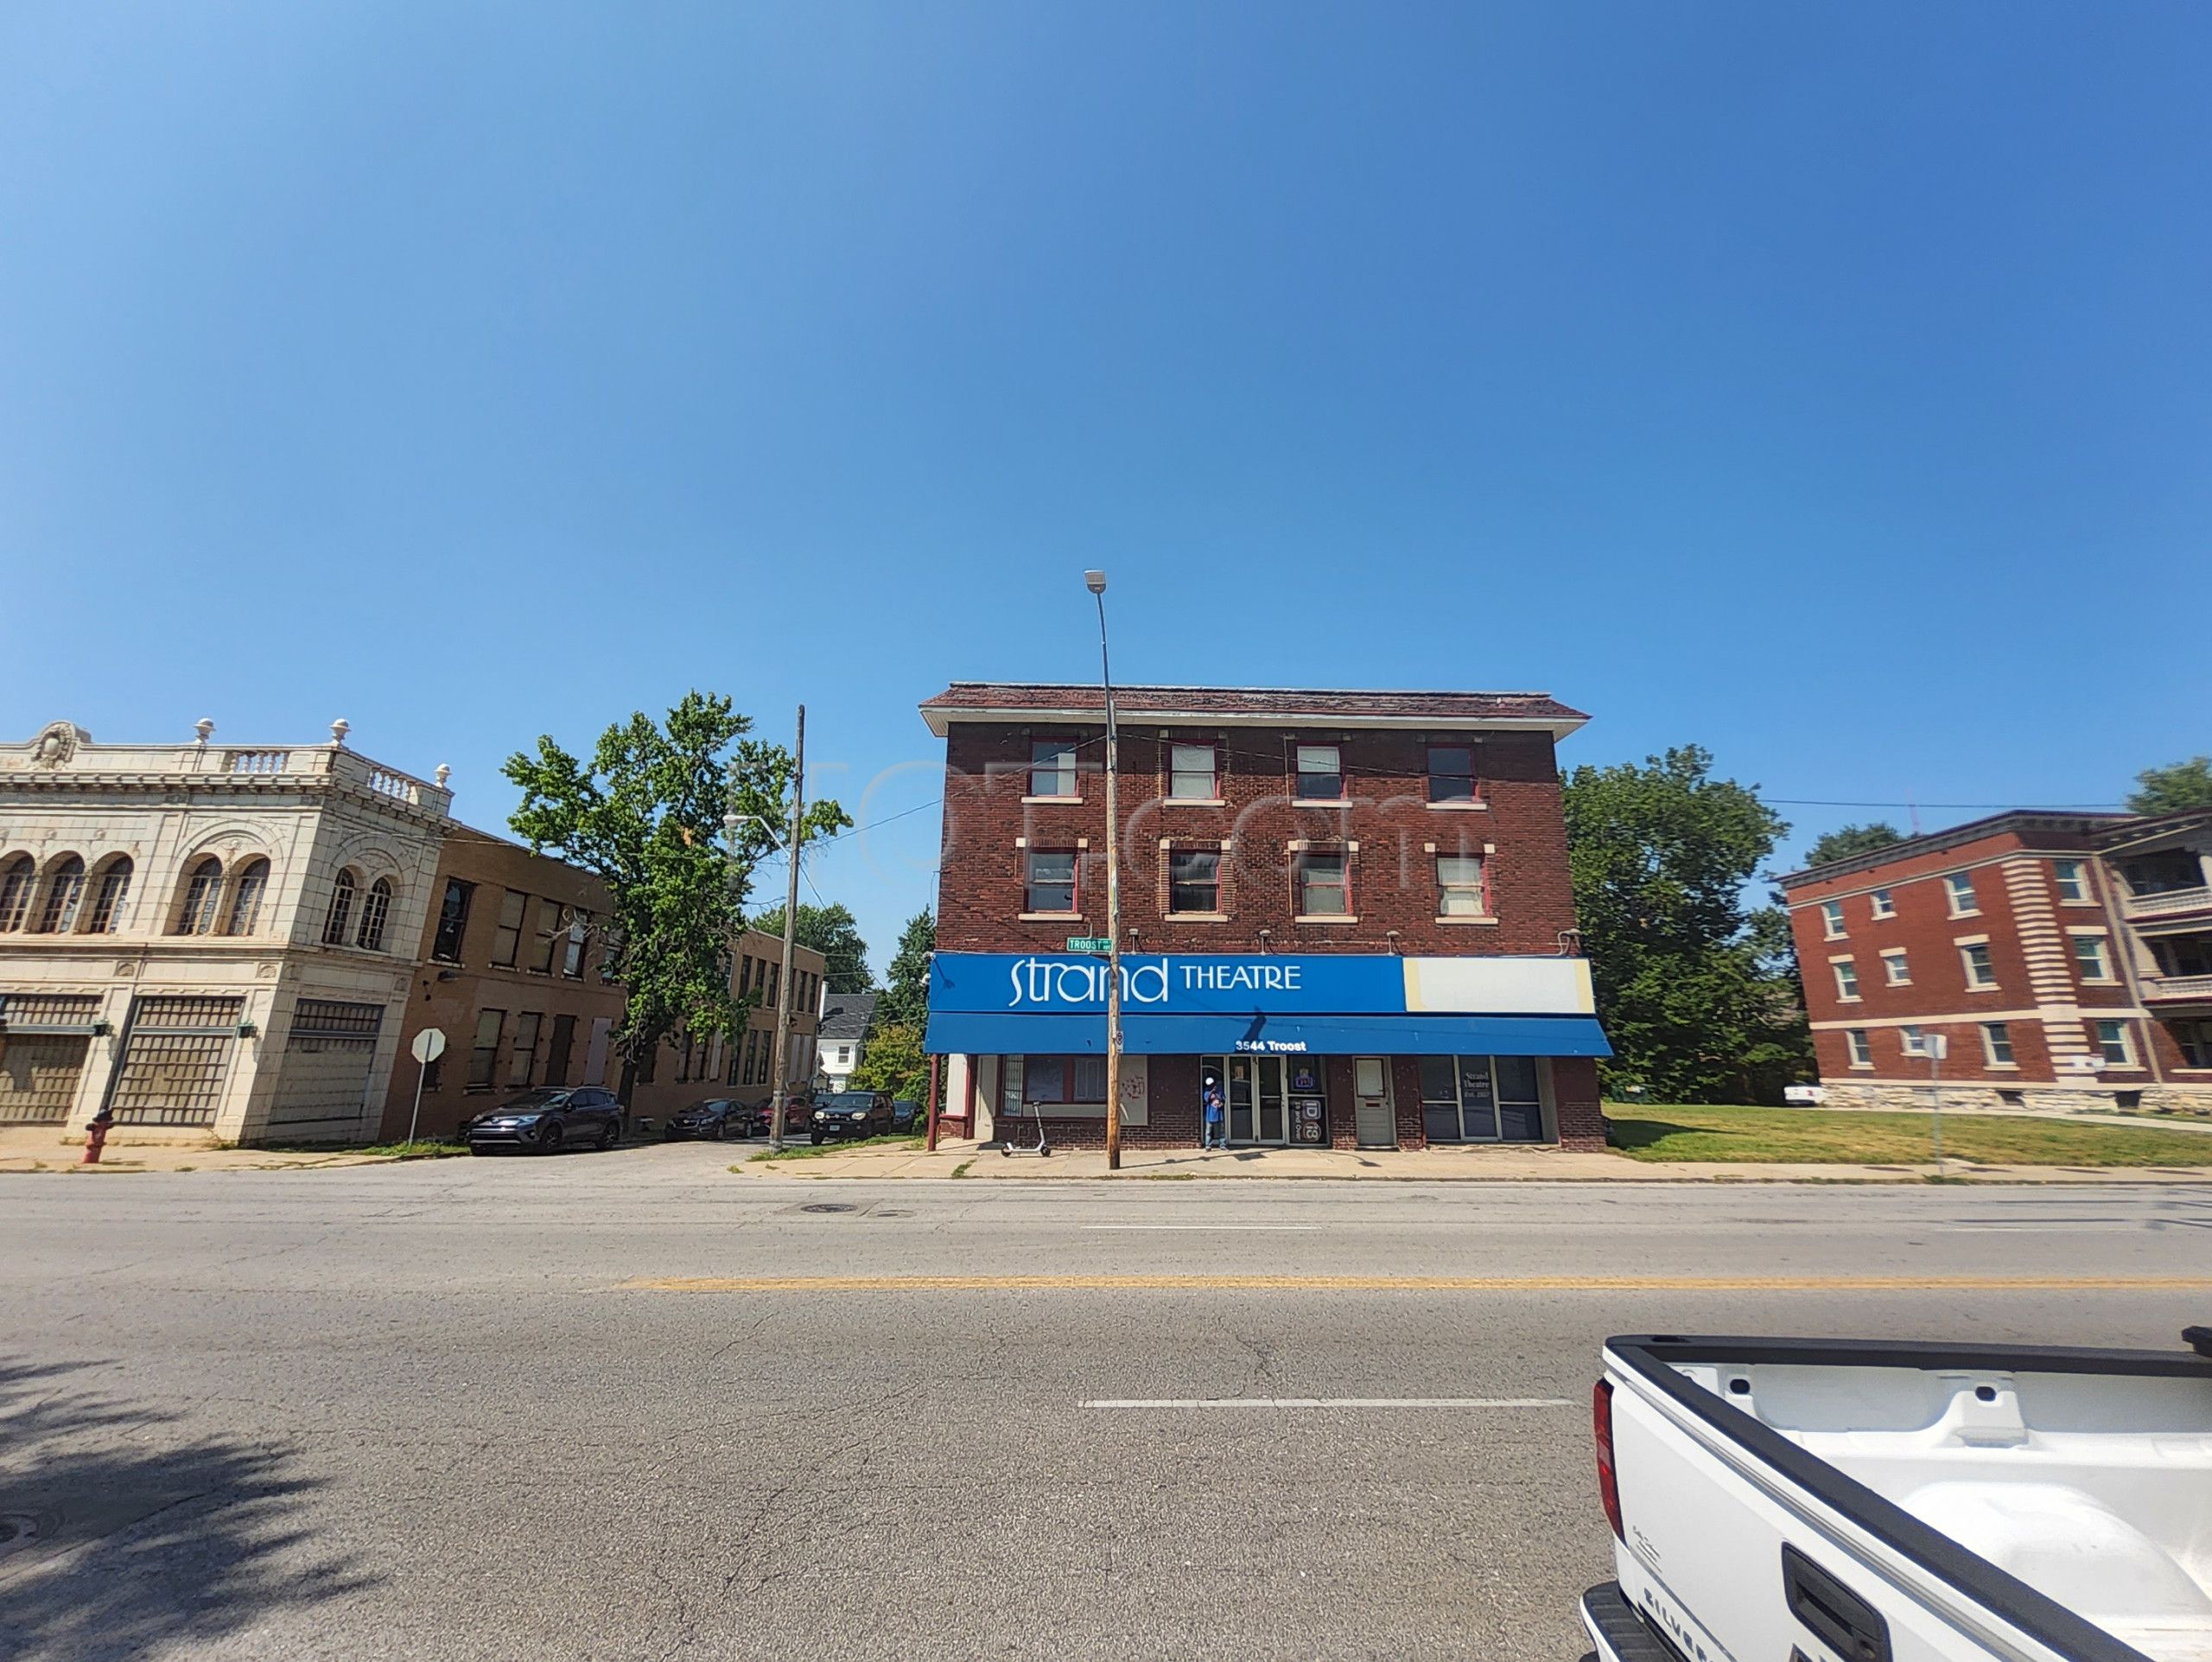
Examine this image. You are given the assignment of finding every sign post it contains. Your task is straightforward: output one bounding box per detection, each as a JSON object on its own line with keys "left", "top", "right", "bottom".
{"left": 1924, "top": 1032, "right": 1949, "bottom": 1176}
{"left": 407, "top": 1027, "right": 448, "bottom": 1146}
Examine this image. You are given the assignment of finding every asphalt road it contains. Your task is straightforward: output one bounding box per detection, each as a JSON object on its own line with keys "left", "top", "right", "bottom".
{"left": 4, "top": 1147, "right": 2210, "bottom": 1662}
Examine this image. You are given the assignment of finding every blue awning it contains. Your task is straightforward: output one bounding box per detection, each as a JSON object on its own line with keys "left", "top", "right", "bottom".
{"left": 923, "top": 1011, "right": 1611, "bottom": 1059}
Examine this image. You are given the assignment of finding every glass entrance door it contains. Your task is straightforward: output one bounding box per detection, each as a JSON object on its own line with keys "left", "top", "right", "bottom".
{"left": 1218, "top": 1056, "right": 1289, "bottom": 1146}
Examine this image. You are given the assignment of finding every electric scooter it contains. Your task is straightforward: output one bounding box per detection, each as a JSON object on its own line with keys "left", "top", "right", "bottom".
{"left": 999, "top": 1096, "right": 1051, "bottom": 1156}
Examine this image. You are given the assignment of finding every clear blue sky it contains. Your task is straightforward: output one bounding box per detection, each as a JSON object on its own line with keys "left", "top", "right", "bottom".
{"left": 6, "top": 4, "right": 2209, "bottom": 974}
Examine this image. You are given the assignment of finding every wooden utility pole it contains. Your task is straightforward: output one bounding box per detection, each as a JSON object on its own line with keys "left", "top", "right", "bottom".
{"left": 765, "top": 705, "right": 805, "bottom": 1153}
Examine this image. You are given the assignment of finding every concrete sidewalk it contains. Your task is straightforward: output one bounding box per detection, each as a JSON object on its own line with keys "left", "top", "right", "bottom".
{"left": 736, "top": 1138, "right": 2212, "bottom": 1184}
{"left": 0, "top": 1125, "right": 406, "bottom": 1174}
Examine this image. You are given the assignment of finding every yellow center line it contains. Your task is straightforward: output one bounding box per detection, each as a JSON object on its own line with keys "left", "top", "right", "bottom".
{"left": 616, "top": 1273, "right": 2212, "bottom": 1294}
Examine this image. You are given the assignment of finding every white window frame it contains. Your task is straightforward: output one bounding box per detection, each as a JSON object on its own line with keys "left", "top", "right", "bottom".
{"left": 1980, "top": 1022, "right": 2016, "bottom": 1068}
{"left": 1846, "top": 1028, "right": 1872, "bottom": 1068}
{"left": 1868, "top": 888, "right": 1896, "bottom": 920}
{"left": 1956, "top": 937, "right": 1998, "bottom": 991}
{"left": 1899, "top": 1024, "right": 1927, "bottom": 1059}
{"left": 1944, "top": 873, "right": 1980, "bottom": 918}
{"left": 1434, "top": 853, "right": 1488, "bottom": 919}
{"left": 2092, "top": 1019, "right": 2137, "bottom": 1068}
{"left": 1880, "top": 948, "right": 1910, "bottom": 987}
{"left": 1820, "top": 901, "right": 1846, "bottom": 939}
{"left": 1831, "top": 957, "right": 1860, "bottom": 1002}
{"left": 2068, "top": 929, "right": 2116, "bottom": 984}
{"left": 2052, "top": 859, "right": 2091, "bottom": 905}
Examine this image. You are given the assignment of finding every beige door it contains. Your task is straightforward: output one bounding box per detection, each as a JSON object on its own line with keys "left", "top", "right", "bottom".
{"left": 1353, "top": 1057, "right": 1395, "bottom": 1148}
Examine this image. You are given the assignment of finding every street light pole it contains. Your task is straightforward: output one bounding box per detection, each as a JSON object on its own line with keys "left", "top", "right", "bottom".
{"left": 1085, "top": 570, "right": 1122, "bottom": 1172}
{"left": 766, "top": 705, "right": 805, "bottom": 1154}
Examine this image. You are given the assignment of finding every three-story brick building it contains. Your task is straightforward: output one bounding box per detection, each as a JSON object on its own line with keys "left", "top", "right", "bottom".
{"left": 918, "top": 683, "right": 1611, "bottom": 1149}
{"left": 1781, "top": 808, "right": 2212, "bottom": 1114}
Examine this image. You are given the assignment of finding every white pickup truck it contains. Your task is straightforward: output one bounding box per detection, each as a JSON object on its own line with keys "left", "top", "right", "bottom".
{"left": 1581, "top": 1330, "right": 2212, "bottom": 1662}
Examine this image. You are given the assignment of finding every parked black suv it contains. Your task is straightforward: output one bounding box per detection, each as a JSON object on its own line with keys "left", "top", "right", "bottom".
{"left": 809, "top": 1091, "right": 894, "bottom": 1144}
{"left": 463, "top": 1087, "right": 625, "bottom": 1154}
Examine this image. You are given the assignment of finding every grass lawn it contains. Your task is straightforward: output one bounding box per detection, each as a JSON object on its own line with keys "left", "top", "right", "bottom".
{"left": 749, "top": 1134, "right": 925, "bottom": 1163}
{"left": 1603, "top": 1102, "right": 2212, "bottom": 1167}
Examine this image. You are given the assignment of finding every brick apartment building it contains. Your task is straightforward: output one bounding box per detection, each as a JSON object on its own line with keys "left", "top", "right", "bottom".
{"left": 1781, "top": 808, "right": 2212, "bottom": 1114}
{"left": 918, "top": 683, "right": 1611, "bottom": 1149}
{"left": 379, "top": 824, "right": 826, "bottom": 1140}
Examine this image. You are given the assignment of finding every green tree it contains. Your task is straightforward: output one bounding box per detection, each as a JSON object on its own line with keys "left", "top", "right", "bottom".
{"left": 504, "top": 692, "right": 849, "bottom": 1089}
{"left": 752, "top": 902, "right": 873, "bottom": 993}
{"left": 1562, "top": 745, "right": 1813, "bottom": 1105}
{"left": 877, "top": 909, "right": 934, "bottom": 1030}
{"left": 1802, "top": 822, "right": 1904, "bottom": 869}
{"left": 849, "top": 1019, "right": 928, "bottom": 1104}
{"left": 2127, "top": 756, "right": 2212, "bottom": 816}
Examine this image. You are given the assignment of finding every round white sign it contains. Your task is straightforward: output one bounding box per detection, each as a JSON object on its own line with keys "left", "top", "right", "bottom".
{"left": 410, "top": 1028, "right": 448, "bottom": 1064}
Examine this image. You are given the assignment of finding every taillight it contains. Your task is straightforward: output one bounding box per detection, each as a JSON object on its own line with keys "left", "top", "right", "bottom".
{"left": 1593, "top": 1378, "right": 1624, "bottom": 1541}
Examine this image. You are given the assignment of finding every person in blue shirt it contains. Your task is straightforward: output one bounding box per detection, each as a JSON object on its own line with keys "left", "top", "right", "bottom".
{"left": 1201, "top": 1075, "right": 1227, "bottom": 1149}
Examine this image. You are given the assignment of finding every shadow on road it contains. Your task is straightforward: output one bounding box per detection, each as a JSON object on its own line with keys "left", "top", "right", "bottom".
{"left": 0, "top": 1358, "right": 376, "bottom": 1660}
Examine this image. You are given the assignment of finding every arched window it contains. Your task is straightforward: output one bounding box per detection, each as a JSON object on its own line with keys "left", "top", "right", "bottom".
{"left": 88, "top": 857, "right": 134, "bottom": 933}
{"left": 226, "top": 858, "right": 270, "bottom": 936}
{"left": 322, "top": 869, "right": 357, "bottom": 946}
{"left": 176, "top": 857, "right": 224, "bottom": 935}
{"left": 35, "top": 856, "right": 86, "bottom": 933}
{"left": 0, "top": 856, "right": 32, "bottom": 932}
{"left": 355, "top": 877, "right": 392, "bottom": 952}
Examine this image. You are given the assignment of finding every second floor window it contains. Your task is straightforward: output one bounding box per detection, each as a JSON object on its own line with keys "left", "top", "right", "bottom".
{"left": 433, "top": 879, "right": 473, "bottom": 962}
{"left": 1170, "top": 744, "right": 1217, "bottom": 799}
{"left": 321, "top": 869, "right": 355, "bottom": 945}
{"left": 1961, "top": 942, "right": 1997, "bottom": 989}
{"left": 563, "top": 917, "right": 587, "bottom": 977}
{"left": 1882, "top": 949, "right": 1910, "bottom": 986}
{"left": 492, "top": 889, "right": 527, "bottom": 967}
{"left": 89, "top": 858, "right": 133, "bottom": 933}
{"left": 35, "top": 856, "right": 85, "bottom": 934}
{"left": 0, "top": 856, "right": 33, "bottom": 932}
{"left": 356, "top": 878, "right": 391, "bottom": 952}
{"left": 530, "top": 900, "right": 560, "bottom": 974}
{"left": 1029, "top": 739, "right": 1077, "bottom": 798}
{"left": 1436, "top": 855, "right": 1486, "bottom": 917}
{"left": 2071, "top": 933, "right": 2113, "bottom": 982}
{"left": 1294, "top": 745, "right": 1342, "bottom": 801}
{"left": 179, "top": 857, "right": 224, "bottom": 936}
{"left": 1427, "top": 746, "right": 1476, "bottom": 804}
{"left": 1296, "top": 851, "right": 1348, "bottom": 917}
{"left": 1833, "top": 959, "right": 1859, "bottom": 999}
{"left": 226, "top": 859, "right": 269, "bottom": 936}
{"left": 1025, "top": 850, "right": 1077, "bottom": 914}
{"left": 1169, "top": 850, "right": 1220, "bottom": 914}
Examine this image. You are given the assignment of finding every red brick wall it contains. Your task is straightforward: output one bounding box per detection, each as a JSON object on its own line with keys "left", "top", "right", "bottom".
{"left": 935, "top": 723, "right": 1579, "bottom": 956}
{"left": 1785, "top": 828, "right": 2135, "bottom": 1086}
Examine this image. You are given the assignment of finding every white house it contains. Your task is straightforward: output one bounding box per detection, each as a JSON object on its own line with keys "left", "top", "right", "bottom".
{"left": 815, "top": 990, "right": 879, "bottom": 1092}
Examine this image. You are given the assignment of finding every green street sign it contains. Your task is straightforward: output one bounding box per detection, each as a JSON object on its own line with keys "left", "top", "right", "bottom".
{"left": 1065, "top": 936, "right": 1112, "bottom": 953}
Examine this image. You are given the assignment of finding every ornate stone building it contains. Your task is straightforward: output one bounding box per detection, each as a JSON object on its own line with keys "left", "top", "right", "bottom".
{"left": 0, "top": 718, "right": 450, "bottom": 1143}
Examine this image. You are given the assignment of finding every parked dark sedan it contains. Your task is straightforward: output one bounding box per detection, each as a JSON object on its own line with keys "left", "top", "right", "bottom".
{"left": 463, "top": 1086, "right": 624, "bottom": 1154}
{"left": 809, "top": 1090, "right": 894, "bottom": 1144}
{"left": 891, "top": 1098, "right": 921, "bottom": 1131}
{"left": 663, "top": 1098, "right": 760, "bottom": 1141}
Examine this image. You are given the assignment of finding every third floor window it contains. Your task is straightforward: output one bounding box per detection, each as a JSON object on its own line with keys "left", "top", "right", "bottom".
{"left": 1294, "top": 745, "right": 1342, "bottom": 801}
{"left": 1170, "top": 744, "right": 1217, "bottom": 799}
{"left": 1427, "top": 746, "right": 1476, "bottom": 804}
{"left": 1029, "top": 739, "right": 1077, "bottom": 799}
{"left": 1168, "top": 850, "right": 1220, "bottom": 914}
{"left": 432, "top": 879, "right": 474, "bottom": 963}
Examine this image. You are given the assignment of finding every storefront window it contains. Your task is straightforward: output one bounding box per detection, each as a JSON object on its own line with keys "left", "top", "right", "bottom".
{"left": 1015, "top": 1055, "right": 1106, "bottom": 1105}
{"left": 1421, "top": 1055, "right": 1544, "bottom": 1143}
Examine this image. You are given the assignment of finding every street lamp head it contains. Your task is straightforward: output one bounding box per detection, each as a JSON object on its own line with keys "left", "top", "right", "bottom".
{"left": 722, "top": 812, "right": 742, "bottom": 838}
{"left": 1084, "top": 570, "right": 1107, "bottom": 595}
